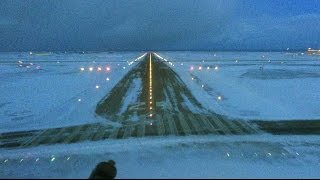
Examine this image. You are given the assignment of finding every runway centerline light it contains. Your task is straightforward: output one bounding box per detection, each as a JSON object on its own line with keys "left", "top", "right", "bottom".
{"left": 80, "top": 67, "right": 85, "bottom": 71}
{"left": 89, "top": 67, "right": 93, "bottom": 71}
{"left": 96, "top": 85, "right": 100, "bottom": 89}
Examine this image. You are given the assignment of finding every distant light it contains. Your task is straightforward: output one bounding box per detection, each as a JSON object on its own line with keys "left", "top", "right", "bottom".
{"left": 97, "top": 67, "right": 102, "bottom": 71}
{"left": 78, "top": 98, "right": 81, "bottom": 102}
{"left": 150, "top": 122, "right": 153, "bottom": 125}
{"left": 150, "top": 101, "right": 152, "bottom": 104}
{"left": 95, "top": 85, "right": 100, "bottom": 89}
{"left": 106, "top": 67, "right": 111, "bottom": 71}
{"left": 191, "top": 77, "right": 194, "bottom": 80}
{"left": 67, "top": 157, "right": 71, "bottom": 161}
{"left": 51, "top": 157, "right": 56, "bottom": 162}
{"left": 19, "top": 64, "right": 23, "bottom": 67}
{"left": 80, "top": 67, "right": 85, "bottom": 71}
{"left": 201, "top": 85, "right": 204, "bottom": 88}
{"left": 4, "top": 159, "right": 8, "bottom": 163}
{"left": 296, "top": 152, "right": 299, "bottom": 156}
{"left": 181, "top": 63, "right": 183, "bottom": 66}
{"left": 149, "top": 114, "right": 153, "bottom": 117}
{"left": 190, "top": 66, "right": 194, "bottom": 71}
{"left": 150, "top": 107, "right": 152, "bottom": 110}
{"left": 214, "top": 66, "right": 219, "bottom": 70}
{"left": 106, "top": 77, "right": 110, "bottom": 81}
{"left": 123, "top": 66, "right": 126, "bottom": 69}
{"left": 18, "top": 60, "right": 23, "bottom": 64}
{"left": 235, "top": 60, "right": 238, "bottom": 63}
{"left": 207, "top": 67, "right": 210, "bottom": 70}
{"left": 226, "top": 153, "right": 230, "bottom": 157}
{"left": 20, "top": 159, "right": 24, "bottom": 163}
{"left": 30, "top": 63, "right": 33, "bottom": 66}
{"left": 267, "top": 153, "right": 272, "bottom": 156}
{"left": 89, "top": 67, "right": 93, "bottom": 71}
{"left": 286, "top": 48, "right": 290, "bottom": 51}
{"left": 198, "top": 66, "right": 202, "bottom": 70}
{"left": 36, "top": 158, "right": 39, "bottom": 162}
{"left": 217, "top": 96, "right": 222, "bottom": 100}
{"left": 29, "top": 52, "right": 33, "bottom": 55}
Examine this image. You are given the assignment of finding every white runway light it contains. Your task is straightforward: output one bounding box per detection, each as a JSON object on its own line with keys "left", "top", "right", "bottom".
{"left": 89, "top": 67, "right": 93, "bottom": 71}
{"left": 214, "top": 66, "right": 219, "bottom": 70}
{"left": 80, "top": 67, "right": 85, "bottom": 71}
{"left": 217, "top": 96, "right": 222, "bottom": 100}
{"left": 97, "top": 67, "right": 102, "bottom": 71}
{"left": 95, "top": 85, "right": 100, "bottom": 89}
{"left": 78, "top": 98, "right": 81, "bottom": 102}
{"left": 106, "top": 67, "right": 111, "bottom": 71}
{"left": 106, "top": 77, "right": 110, "bottom": 81}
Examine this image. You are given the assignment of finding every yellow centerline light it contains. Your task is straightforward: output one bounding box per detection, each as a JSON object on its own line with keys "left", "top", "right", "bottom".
{"left": 149, "top": 53, "right": 154, "bottom": 118}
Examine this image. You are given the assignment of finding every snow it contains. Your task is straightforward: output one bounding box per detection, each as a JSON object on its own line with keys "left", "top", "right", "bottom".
{"left": 118, "top": 78, "right": 142, "bottom": 115}
{"left": 1, "top": 135, "right": 320, "bottom": 178}
{"left": 161, "top": 51, "right": 320, "bottom": 120}
{"left": 1, "top": 51, "right": 320, "bottom": 178}
{"left": 0, "top": 52, "right": 142, "bottom": 132}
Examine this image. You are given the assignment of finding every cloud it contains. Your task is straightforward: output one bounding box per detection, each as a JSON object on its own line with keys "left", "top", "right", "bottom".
{"left": 0, "top": 0, "right": 319, "bottom": 51}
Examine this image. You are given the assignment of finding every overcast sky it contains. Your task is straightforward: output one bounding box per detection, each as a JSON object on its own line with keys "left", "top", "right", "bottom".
{"left": 0, "top": 0, "right": 319, "bottom": 51}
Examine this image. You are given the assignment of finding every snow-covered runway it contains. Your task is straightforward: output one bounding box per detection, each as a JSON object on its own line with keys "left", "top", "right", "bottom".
{"left": 1, "top": 51, "right": 320, "bottom": 178}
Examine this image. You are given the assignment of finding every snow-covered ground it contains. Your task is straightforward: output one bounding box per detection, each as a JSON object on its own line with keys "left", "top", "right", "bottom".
{"left": 160, "top": 51, "right": 320, "bottom": 120}
{"left": 1, "top": 135, "right": 320, "bottom": 178}
{"left": 1, "top": 51, "right": 320, "bottom": 178}
{"left": 0, "top": 52, "right": 143, "bottom": 132}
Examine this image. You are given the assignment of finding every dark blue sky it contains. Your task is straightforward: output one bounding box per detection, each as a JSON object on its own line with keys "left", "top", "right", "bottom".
{"left": 0, "top": 0, "right": 319, "bottom": 51}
